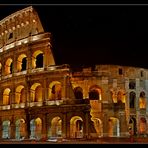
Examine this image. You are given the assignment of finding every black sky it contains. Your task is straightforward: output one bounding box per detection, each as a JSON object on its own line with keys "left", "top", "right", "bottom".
{"left": 0, "top": 4, "right": 148, "bottom": 69}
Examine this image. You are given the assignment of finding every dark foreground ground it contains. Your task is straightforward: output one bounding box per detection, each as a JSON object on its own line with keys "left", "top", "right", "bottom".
{"left": 0, "top": 137, "right": 148, "bottom": 144}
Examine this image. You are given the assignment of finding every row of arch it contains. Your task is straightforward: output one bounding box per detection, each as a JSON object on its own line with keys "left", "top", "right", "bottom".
{"left": 1, "top": 116, "right": 120, "bottom": 139}
{"left": 2, "top": 81, "right": 62, "bottom": 106}
{"left": 3, "top": 116, "right": 146, "bottom": 139}
{"left": 2, "top": 84, "right": 104, "bottom": 107}
{"left": 0, "top": 50, "right": 43, "bottom": 76}
{"left": 2, "top": 80, "right": 146, "bottom": 110}
{"left": 129, "top": 91, "right": 146, "bottom": 109}
{"left": 2, "top": 116, "right": 84, "bottom": 139}
{"left": 75, "top": 85, "right": 147, "bottom": 109}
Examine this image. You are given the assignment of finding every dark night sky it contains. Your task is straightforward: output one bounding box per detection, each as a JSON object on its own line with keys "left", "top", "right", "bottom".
{"left": 0, "top": 4, "right": 148, "bottom": 69}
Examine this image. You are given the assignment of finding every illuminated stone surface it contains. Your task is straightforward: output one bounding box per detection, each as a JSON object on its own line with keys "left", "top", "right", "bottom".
{"left": 0, "top": 6, "right": 147, "bottom": 142}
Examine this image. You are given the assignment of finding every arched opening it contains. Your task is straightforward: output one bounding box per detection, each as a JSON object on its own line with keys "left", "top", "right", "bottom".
{"left": 2, "top": 120, "right": 10, "bottom": 139}
{"left": 108, "top": 117, "right": 120, "bottom": 137}
{"left": 129, "top": 117, "right": 137, "bottom": 135}
{"left": 32, "top": 50, "right": 44, "bottom": 69}
{"left": 70, "top": 116, "right": 83, "bottom": 138}
{"left": 30, "top": 83, "right": 42, "bottom": 102}
{"left": 129, "top": 91, "right": 136, "bottom": 108}
{"left": 91, "top": 118, "right": 103, "bottom": 137}
{"left": 30, "top": 118, "right": 42, "bottom": 140}
{"left": 139, "top": 117, "right": 147, "bottom": 135}
{"left": 48, "top": 117, "right": 62, "bottom": 138}
{"left": 15, "top": 119, "right": 26, "bottom": 139}
{"left": 22, "top": 57, "right": 27, "bottom": 71}
{"left": 17, "top": 54, "right": 27, "bottom": 72}
{"left": 129, "top": 81, "right": 136, "bottom": 89}
{"left": 5, "top": 58, "right": 13, "bottom": 75}
{"left": 111, "top": 90, "right": 126, "bottom": 103}
{"left": 3, "top": 88, "right": 11, "bottom": 105}
{"left": 36, "top": 53, "right": 43, "bottom": 68}
{"left": 48, "top": 81, "right": 62, "bottom": 100}
{"left": 117, "top": 91, "right": 125, "bottom": 104}
{"left": 89, "top": 85, "right": 102, "bottom": 118}
{"left": 74, "top": 87, "right": 83, "bottom": 99}
{"left": 15, "top": 85, "right": 25, "bottom": 104}
{"left": 139, "top": 91, "right": 146, "bottom": 109}
{"left": 89, "top": 85, "right": 101, "bottom": 100}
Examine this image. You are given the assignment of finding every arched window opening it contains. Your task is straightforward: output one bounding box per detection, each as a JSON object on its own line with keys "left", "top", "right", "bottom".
{"left": 129, "top": 117, "right": 137, "bottom": 135}
{"left": 15, "top": 119, "right": 26, "bottom": 139}
{"left": 111, "top": 90, "right": 126, "bottom": 103}
{"left": 15, "top": 85, "right": 25, "bottom": 104}
{"left": 108, "top": 117, "right": 120, "bottom": 137}
{"left": 2, "top": 120, "right": 10, "bottom": 139}
{"left": 139, "top": 92, "right": 146, "bottom": 109}
{"left": 36, "top": 53, "right": 43, "bottom": 68}
{"left": 21, "top": 57, "right": 27, "bottom": 71}
{"left": 30, "top": 83, "right": 42, "bottom": 102}
{"left": 5, "top": 58, "right": 13, "bottom": 75}
{"left": 32, "top": 50, "right": 44, "bottom": 69}
{"left": 70, "top": 116, "right": 83, "bottom": 138}
{"left": 49, "top": 81, "right": 62, "bottom": 100}
{"left": 129, "top": 81, "right": 136, "bottom": 89}
{"left": 17, "top": 54, "right": 27, "bottom": 72}
{"left": 74, "top": 87, "right": 83, "bottom": 99}
{"left": 89, "top": 85, "right": 101, "bottom": 100}
{"left": 91, "top": 118, "right": 103, "bottom": 137}
{"left": 140, "top": 91, "right": 145, "bottom": 98}
{"left": 30, "top": 118, "right": 42, "bottom": 140}
{"left": 129, "top": 92, "right": 136, "bottom": 108}
{"left": 89, "top": 90, "right": 99, "bottom": 100}
{"left": 3, "top": 88, "right": 11, "bottom": 105}
{"left": 48, "top": 117, "right": 62, "bottom": 138}
{"left": 35, "top": 85, "right": 42, "bottom": 102}
{"left": 139, "top": 117, "right": 147, "bottom": 135}
{"left": 117, "top": 91, "right": 126, "bottom": 104}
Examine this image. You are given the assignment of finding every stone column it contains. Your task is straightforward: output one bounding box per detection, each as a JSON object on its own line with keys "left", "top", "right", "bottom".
{"left": 27, "top": 48, "right": 32, "bottom": 73}
{"left": 43, "top": 79, "right": 48, "bottom": 104}
{"left": 1, "top": 59, "right": 5, "bottom": 77}
{"left": 13, "top": 52, "right": 17, "bottom": 74}
{"left": 43, "top": 48, "right": 47, "bottom": 70}
{"left": 42, "top": 114, "right": 48, "bottom": 140}
{"left": 10, "top": 117, "right": 15, "bottom": 139}
{"left": 26, "top": 79, "right": 31, "bottom": 107}
{"left": 25, "top": 111, "right": 30, "bottom": 139}
{"left": 10, "top": 87, "right": 15, "bottom": 109}
{"left": 63, "top": 113, "right": 70, "bottom": 138}
{"left": 103, "top": 112, "right": 108, "bottom": 137}
{"left": 62, "top": 113, "right": 67, "bottom": 138}
{"left": 119, "top": 113, "right": 128, "bottom": 137}
{"left": 84, "top": 111, "right": 89, "bottom": 138}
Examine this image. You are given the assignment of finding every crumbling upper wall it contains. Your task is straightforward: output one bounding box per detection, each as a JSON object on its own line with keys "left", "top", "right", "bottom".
{"left": 0, "top": 6, "right": 44, "bottom": 48}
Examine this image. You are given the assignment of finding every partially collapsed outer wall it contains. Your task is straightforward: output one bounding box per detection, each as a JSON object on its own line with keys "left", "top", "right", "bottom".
{"left": 71, "top": 65, "right": 148, "bottom": 137}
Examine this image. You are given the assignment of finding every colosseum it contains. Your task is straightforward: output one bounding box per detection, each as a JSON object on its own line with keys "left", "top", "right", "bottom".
{"left": 0, "top": 6, "right": 147, "bottom": 141}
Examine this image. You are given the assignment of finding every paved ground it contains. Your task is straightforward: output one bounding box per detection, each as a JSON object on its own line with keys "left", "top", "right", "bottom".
{"left": 0, "top": 137, "right": 148, "bottom": 144}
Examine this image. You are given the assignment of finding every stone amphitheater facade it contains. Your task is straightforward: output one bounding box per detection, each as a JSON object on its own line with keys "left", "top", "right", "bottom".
{"left": 0, "top": 6, "right": 147, "bottom": 140}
